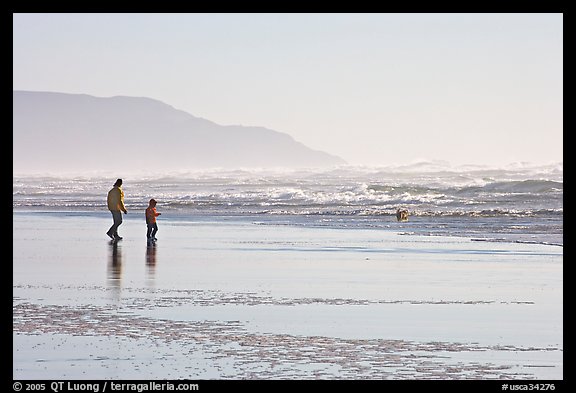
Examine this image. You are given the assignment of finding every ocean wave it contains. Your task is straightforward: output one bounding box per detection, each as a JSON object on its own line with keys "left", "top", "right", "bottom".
{"left": 13, "top": 166, "right": 563, "bottom": 247}
{"left": 13, "top": 166, "right": 562, "bottom": 216}
{"left": 457, "top": 180, "right": 562, "bottom": 194}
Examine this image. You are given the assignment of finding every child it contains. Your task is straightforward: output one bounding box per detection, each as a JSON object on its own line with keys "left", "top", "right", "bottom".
{"left": 145, "top": 199, "right": 161, "bottom": 242}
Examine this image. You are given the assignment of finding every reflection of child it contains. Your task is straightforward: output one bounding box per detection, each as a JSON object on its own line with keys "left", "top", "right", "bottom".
{"left": 145, "top": 199, "right": 161, "bottom": 242}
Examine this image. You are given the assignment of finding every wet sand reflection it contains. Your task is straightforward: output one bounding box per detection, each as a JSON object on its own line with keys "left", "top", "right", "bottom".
{"left": 107, "top": 241, "right": 122, "bottom": 289}
{"left": 146, "top": 241, "right": 157, "bottom": 284}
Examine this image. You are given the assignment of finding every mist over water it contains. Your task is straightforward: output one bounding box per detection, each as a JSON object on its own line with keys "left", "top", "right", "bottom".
{"left": 13, "top": 162, "right": 563, "bottom": 246}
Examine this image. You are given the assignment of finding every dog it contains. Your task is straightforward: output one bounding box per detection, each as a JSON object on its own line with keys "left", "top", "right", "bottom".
{"left": 396, "top": 208, "right": 409, "bottom": 222}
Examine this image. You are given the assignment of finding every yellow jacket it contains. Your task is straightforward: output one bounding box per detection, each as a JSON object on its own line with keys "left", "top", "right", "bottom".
{"left": 107, "top": 186, "right": 127, "bottom": 212}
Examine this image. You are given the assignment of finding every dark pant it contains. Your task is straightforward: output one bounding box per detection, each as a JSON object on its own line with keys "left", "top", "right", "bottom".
{"left": 107, "top": 210, "right": 123, "bottom": 237}
{"left": 147, "top": 223, "right": 158, "bottom": 239}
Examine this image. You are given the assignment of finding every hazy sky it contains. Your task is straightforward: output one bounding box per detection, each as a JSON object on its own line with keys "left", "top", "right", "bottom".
{"left": 13, "top": 13, "right": 563, "bottom": 167}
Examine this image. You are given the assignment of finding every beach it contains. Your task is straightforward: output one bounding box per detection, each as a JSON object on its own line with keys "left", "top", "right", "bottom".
{"left": 13, "top": 211, "right": 563, "bottom": 380}
{"left": 13, "top": 10, "right": 564, "bottom": 385}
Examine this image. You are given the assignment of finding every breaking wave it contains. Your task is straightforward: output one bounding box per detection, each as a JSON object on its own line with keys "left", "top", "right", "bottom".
{"left": 13, "top": 162, "right": 563, "bottom": 245}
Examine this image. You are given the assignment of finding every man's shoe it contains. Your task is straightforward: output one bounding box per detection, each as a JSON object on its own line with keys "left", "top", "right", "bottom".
{"left": 107, "top": 232, "right": 115, "bottom": 240}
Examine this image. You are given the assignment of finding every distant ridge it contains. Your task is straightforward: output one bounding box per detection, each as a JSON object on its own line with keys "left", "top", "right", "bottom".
{"left": 13, "top": 91, "right": 346, "bottom": 173}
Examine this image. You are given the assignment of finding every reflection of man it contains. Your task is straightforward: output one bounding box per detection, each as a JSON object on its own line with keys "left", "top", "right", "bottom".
{"left": 109, "top": 242, "right": 122, "bottom": 280}
{"left": 106, "top": 179, "right": 128, "bottom": 240}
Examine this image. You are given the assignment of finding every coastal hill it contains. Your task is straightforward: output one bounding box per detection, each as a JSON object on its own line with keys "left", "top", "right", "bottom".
{"left": 13, "top": 91, "right": 346, "bottom": 173}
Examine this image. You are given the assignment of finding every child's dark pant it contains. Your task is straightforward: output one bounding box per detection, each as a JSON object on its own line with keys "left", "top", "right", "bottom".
{"left": 147, "top": 223, "right": 158, "bottom": 239}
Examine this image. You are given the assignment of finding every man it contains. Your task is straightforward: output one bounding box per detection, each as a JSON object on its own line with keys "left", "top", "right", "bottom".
{"left": 106, "top": 178, "right": 128, "bottom": 240}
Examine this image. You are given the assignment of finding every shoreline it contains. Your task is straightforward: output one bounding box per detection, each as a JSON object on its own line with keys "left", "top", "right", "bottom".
{"left": 12, "top": 209, "right": 563, "bottom": 247}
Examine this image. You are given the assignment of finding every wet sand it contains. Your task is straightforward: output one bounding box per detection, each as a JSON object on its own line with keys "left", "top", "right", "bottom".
{"left": 13, "top": 212, "right": 563, "bottom": 379}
